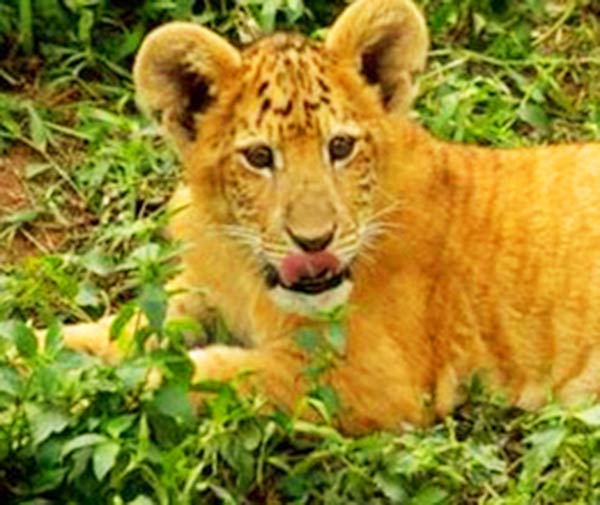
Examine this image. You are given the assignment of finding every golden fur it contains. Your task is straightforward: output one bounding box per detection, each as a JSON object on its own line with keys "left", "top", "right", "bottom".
{"left": 54, "top": 0, "right": 600, "bottom": 434}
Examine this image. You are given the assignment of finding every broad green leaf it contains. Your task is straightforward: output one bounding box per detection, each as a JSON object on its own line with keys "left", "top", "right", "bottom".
{"left": 239, "top": 421, "right": 262, "bottom": 451}
{"left": 0, "top": 367, "right": 24, "bottom": 397}
{"left": 285, "top": 0, "right": 304, "bottom": 22}
{"left": 374, "top": 471, "right": 408, "bottom": 502}
{"left": 130, "top": 243, "right": 161, "bottom": 263}
{"left": 164, "top": 317, "right": 205, "bottom": 347}
{"left": 518, "top": 427, "right": 566, "bottom": 491}
{"left": 78, "top": 8, "right": 94, "bottom": 46}
{"left": 75, "top": 280, "right": 101, "bottom": 307}
{"left": 61, "top": 433, "right": 107, "bottom": 458}
{"left": 13, "top": 321, "right": 38, "bottom": 359}
{"left": 33, "top": 365, "right": 63, "bottom": 398}
{"left": 311, "top": 386, "right": 340, "bottom": 420}
{"left": 387, "top": 452, "right": 417, "bottom": 475}
{"left": 220, "top": 437, "right": 255, "bottom": 492}
{"left": 28, "top": 467, "right": 68, "bottom": 494}
{"left": 326, "top": 321, "right": 346, "bottom": 355}
{"left": 575, "top": 405, "right": 600, "bottom": 427}
{"left": 68, "top": 445, "right": 92, "bottom": 483}
{"left": 294, "top": 328, "right": 319, "bottom": 352}
{"left": 173, "top": 0, "right": 193, "bottom": 19}
{"left": 44, "top": 320, "right": 63, "bottom": 355}
{"left": 138, "top": 283, "right": 167, "bottom": 330}
{"left": 93, "top": 441, "right": 120, "bottom": 481}
{"left": 410, "top": 486, "right": 448, "bottom": 505}
{"left": 0, "top": 320, "right": 16, "bottom": 340}
{"left": 110, "top": 302, "right": 136, "bottom": 341}
{"left": 466, "top": 444, "right": 506, "bottom": 473}
{"left": 27, "top": 105, "right": 48, "bottom": 151}
{"left": 105, "top": 414, "right": 137, "bottom": 439}
{"left": 115, "top": 362, "right": 149, "bottom": 391}
{"left": 259, "top": 0, "right": 281, "bottom": 33}
{"left": 81, "top": 248, "right": 114, "bottom": 276}
{"left": 28, "top": 407, "right": 70, "bottom": 445}
{"left": 114, "top": 24, "right": 145, "bottom": 61}
{"left": 151, "top": 383, "right": 194, "bottom": 424}
{"left": 518, "top": 103, "right": 550, "bottom": 131}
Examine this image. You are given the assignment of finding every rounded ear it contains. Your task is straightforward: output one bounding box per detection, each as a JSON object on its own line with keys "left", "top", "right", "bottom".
{"left": 325, "top": 0, "right": 428, "bottom": 114}
{"left": 133, "top": 22, "right": 241, "bottom": 148}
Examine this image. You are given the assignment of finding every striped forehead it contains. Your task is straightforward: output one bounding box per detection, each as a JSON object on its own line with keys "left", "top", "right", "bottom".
{"left": 234, "top": 35, "right": 343, "bottom": 138}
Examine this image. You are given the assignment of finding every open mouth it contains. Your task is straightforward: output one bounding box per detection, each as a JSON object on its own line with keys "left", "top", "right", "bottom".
{"left": 262, "top": 260, "right": 351, "bottom": 295}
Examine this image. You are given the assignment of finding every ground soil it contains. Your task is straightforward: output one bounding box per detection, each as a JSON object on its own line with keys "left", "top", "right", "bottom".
{"left": 0, "top": 145, "right": 66, "bottom": 262}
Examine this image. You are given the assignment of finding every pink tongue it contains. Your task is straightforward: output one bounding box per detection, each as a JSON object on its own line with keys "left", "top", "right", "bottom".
{"left": 280, "top": 252, "right": 340, "bottom": 287}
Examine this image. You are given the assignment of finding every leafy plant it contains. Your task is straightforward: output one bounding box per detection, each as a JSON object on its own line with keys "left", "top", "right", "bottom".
{"left": 0, "top": 0, "right": 599, "bottom": 502}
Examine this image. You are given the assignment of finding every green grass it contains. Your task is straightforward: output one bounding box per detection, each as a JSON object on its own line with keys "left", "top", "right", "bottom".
{"left": 0, "top": 0, "right": 600, "bottom": 503}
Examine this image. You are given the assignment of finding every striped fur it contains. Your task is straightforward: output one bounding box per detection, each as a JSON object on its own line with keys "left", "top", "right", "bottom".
{"left": 55, "top": 0, "right": 600, "bottom": 434}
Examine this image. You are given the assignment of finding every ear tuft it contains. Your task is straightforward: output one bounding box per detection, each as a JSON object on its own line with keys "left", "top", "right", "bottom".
{"left": 326, "top": 0, "right": 429, "bottom": 113}
{"left": 171, "top": 65, "right": 213, "bottom": 138}
{"left": 133, "top": 22, "right": 241, "bottom": 148}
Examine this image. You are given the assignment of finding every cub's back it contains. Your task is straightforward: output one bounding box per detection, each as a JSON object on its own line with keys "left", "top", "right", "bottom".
{"left": 431, "top": 141, "right": 600, "bottom": 412}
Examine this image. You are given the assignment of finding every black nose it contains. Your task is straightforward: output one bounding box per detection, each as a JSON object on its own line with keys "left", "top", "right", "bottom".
{"left": 287, "top": 226, "right": 336, "bottom": 252}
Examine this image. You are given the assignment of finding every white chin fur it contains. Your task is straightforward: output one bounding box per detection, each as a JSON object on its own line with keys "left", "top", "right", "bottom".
{"left": 268, "top": 280, "right": 353, "bottom": 317}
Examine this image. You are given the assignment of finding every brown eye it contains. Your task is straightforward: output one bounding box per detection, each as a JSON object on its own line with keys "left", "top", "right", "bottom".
{"left": 243, "top": 145, "right": 274, "bottom": 170}
{"left": 329, "top": 135, "right": 356, "bottom": 163}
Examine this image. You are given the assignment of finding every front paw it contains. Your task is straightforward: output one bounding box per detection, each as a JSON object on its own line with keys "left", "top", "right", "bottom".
{"left": 188, "top": 345, "right": 256, "bottom": 383}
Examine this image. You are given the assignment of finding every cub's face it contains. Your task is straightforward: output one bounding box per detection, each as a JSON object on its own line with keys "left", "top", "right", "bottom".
{"left": 134, "top": 0, "right": 429, "bottom": 316}
{"left": 215, "top": 36, "right": 381, "bottom": 315}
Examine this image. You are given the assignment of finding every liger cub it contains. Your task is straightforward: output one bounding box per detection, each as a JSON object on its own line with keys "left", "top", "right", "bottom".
{"left": 54, "top": 0, "right": 600, "bottom": 434}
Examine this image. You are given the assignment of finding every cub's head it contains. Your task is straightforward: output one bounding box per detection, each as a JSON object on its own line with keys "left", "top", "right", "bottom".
{"left": 134, "top": 0, "right": 428, "bottom": 316}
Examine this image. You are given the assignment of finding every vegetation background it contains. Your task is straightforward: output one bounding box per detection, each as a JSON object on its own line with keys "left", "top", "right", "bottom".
{"left": 0, "top": 0, "right": 599, "bottom": 503}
